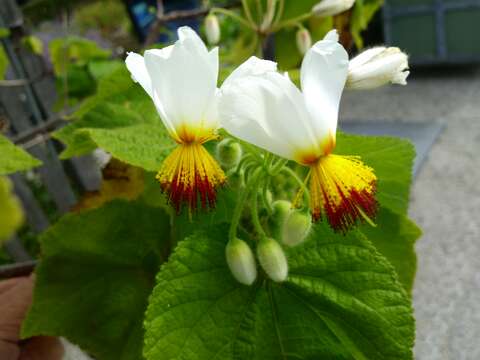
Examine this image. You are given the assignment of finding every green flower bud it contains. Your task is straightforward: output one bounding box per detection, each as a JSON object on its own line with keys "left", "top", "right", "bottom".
{"left": 257, "top": 238, "right": 288, "bottom": 282}
{"left": 270, "top": 200, "right": 292, "bottom": 239}
{"left": 226, "top": 238, "right": 257, "bottom": 285}
{"left": 282, "top": 210, "right": 312, "bottom": 247}
{"left": 205, "top": 14, "right": 221, "bottom": 45}
{"left": 296, "top": 28, "right": 312, "bottom": 55}
{"left": 216, "top": 139, "right": 242, "bottom": 169}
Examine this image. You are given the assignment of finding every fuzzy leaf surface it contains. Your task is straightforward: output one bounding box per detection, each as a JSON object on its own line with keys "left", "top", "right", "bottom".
{"left": 22, "top": 200, "right": 171, "bottom": 360}
{"left": 144, "top": 224, "right": 414, "bottom": 360}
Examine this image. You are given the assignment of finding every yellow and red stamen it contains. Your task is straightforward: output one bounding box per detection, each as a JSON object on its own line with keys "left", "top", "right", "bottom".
{"left": 298, "top": 152, "right": 377, "bottom": 233}
{"left": 156, "top": 128, "right": 226, "bottom": 213}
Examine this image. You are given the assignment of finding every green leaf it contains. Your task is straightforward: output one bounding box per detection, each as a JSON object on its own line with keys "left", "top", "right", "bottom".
{"left": 335, "top": 132, "right": 415, "bottom": 216}
{"left": 88, "top": 59, "right": 124, "bottom": 81}
{"left": 360, "top": 207, "right": 421, "bottom": 294}
{"left": 281, "top": 0, "right": 318, "bottom": 21}
{"left": 0, "top": 176, "right": 24, "bottom": 242}
{"left": 21, "top": 35, "right": 44, "bottom": 55}
{"left": 350, "top": 0, "right": 383, "bottom": 48}
{"left": 54, "top": 66, "right": 175, "bottom": 170}
{"left": 82, "top": 123, "right": 176, "bottom": 172}
{"left": 22, "top": 200, "right": 171, "bottom": 360}
{"left": 144, "top": 224, "right": 414, "bottom": 360}
{"left": 0, "top": 46, "right": 9, "bottom": 80}
{"left": 49, "top": 36, "right": 111, "bottom": 76}
{"left": 0, "top": 134, "right": 42, "bottom": 175}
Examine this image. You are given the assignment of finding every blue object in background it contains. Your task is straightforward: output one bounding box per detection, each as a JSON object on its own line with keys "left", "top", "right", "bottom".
{"left": 125, "top": 0, "right": 200, "bottom": 43}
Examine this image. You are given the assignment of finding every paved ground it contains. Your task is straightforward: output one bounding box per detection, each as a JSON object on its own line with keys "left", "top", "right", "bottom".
{"left": 339, "top": 66, "right": 480, "bottom": 360}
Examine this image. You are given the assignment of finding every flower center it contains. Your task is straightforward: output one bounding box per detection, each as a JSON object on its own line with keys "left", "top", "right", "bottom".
{"left": 308, "top": 154, "right": 377, "bottom": 233}
{"left": 156, "top": 142, "right": 226, "bottom": 212}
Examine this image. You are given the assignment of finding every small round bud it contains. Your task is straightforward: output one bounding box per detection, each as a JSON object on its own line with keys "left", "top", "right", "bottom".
{"left": 296, "top": 28, "right": 312, "bottom": 55}
{"left": 216, "top": 139, "right": 242, "bottom": 168}
{"left": 205, "top": 14, "right": 221, "bottom": 45}
{"left": 226, "top": 238, "right": 257, "bottom": 285}
{"left": 282, "top": 210, "right": 312, "bottom": 247}
{"left": 257, "top": 238, "right": 288, "bottom": 282}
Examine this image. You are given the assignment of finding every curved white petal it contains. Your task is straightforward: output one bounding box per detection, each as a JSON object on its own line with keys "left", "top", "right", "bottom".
{"left": 125, "top": 52, "right": 153, "bottom": 98}
{"left": 144, "top": 26, "right": 219, "bottom": 135}
{"left": 301, "top": 30, "right": 348, "bottom": 142}
{"left": 221, "top": 56, "right": 277, "bottom": 88}
{"left": 348, "top": 47, "right": 386, "bottom": 70}
{"left": 220, "top": 71, "right": 320, "bottom": 160}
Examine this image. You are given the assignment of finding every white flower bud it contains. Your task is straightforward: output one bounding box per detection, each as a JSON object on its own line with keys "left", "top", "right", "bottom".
{"left": 226, "top": 238, "right": 257, "bottom": 285}
{"left": 296, "top": 28, "right": 312, "bottom": 55}
{"left": 205, "top": 14, "right": 220, "bottom": 45}
{"left": 312, "top": 0, "right": 355, "bottom": 18}
{"left": 282, "top": 210, "right": 312, "bottom": 247}
{"left": 257, "top": 238, "right": 288, "bottom": 282}
{"left": 216, "top": 139, "right": 242, "bottom": 168}
{"left": 269, "top": 200, "right": 292, "bottom": 239}
{"left": 346, "top": 47, "right": 410, "bottom": 90}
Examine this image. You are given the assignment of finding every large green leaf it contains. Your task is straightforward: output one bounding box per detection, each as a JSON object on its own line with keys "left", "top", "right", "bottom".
{"left": 22, "top": 200, "right": 171, "bottom": 360}
{"left": 144, "top": 224, "right": 414, "bottom": 360}
{"left": 0, "top": 176, "right": 24, "bottom": 242}
{"left": 0, "top": 134, "right": 42, "bottom": 175}
{"left": 54, "top": 66, "right": 175, "bottom": 171}
{"left": 335, "top": 133, "right": 415, "bottom": 216}
{"left": 360, "top": 207, "right": 421, "bottom": 294}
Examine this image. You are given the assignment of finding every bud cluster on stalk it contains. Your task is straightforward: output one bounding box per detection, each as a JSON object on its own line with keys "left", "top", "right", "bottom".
{"left": 226, "top": 200, "right": 313, "bottom": 285}
{"left": 296, "top": 28, "right": 312, "bottom": 55}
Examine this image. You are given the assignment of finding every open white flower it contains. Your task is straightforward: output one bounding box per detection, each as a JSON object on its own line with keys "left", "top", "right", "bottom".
{"left": 346, "top": 47, "right": 409, "bottom": 90}
{"left": 220, "top": 30, "right": 378, "bottom": 233}
{"left": 125, "top": 26, "right": 225, "bottom": 212}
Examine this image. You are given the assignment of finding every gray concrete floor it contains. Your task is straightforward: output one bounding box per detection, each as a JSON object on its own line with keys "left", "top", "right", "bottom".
{"left": 339, "top": 66, "right": 480, "bottom": 360}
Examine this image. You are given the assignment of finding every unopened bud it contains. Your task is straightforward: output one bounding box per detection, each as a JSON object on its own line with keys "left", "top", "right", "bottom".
{"left": 270, "top": 200, "right": 292, "bottom": 240}
{"left": 257, "top": 238, "right": 288, "bottom": 282}
{"left": 216, "top": 139, "right": 242, "bottom": 168}
{"left": 296, "top": 28, "right": 312, "bottom": 55}
{"left": 205, "top": 14, "right": 221, "bottom": 45}
{"left": 282, "top": 210, "right": 312, "bottom": 247}
{"left": 346, "top": 47, "right": 409, "bottom": 90}
{"left": 312, "top": 0, "right": 355, "bottom": 18}
{"left": 226, "top": 238, "right": 257, "bottom": 285}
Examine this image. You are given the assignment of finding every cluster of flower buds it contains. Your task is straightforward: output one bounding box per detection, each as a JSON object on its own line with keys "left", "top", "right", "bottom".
{"left": 312, "top": 0, "right": 356, "bottom": 18}
{"left": 226, "top": 200, "right": 313, "bottom": 285}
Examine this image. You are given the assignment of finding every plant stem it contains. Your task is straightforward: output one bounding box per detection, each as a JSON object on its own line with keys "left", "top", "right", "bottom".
{"left": 229, "top": 168, "right": 262, "bottom": 241}
{"left": 271, "top": 12, "right": 312, "bottom": 32}
{"left": 251, "top": 176, "right": 267, "bottom": 238}
{"left": 281, "top": 166, "right": 310, "bottom": 205}
{"left": 211, "top": 7, "right": 256, "bottom": 30}
{"left": 241, "top": 0, "right": 256, "bottom": 27}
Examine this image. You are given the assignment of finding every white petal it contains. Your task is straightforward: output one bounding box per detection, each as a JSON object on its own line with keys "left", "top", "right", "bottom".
{"left": 348, "top": 47, "right": 386, "bottom": 70}
{"left": 220, "top": 71, "right": 319, "bottom": 160}
{"left": 144, "top": 26, "right": 219, "bottom": 133}
{"left": 301, "top": 30, "right": 348, "bottom": 141}
{"left": 221, "top": 56, "right": 277, "bottom": 88}
{"left": 125, "top": 52, "right": 153, "bottom": 98}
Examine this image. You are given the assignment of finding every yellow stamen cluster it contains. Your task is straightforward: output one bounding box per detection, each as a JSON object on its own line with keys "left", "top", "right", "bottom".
{"left": 156, "top": 142, "right": 226, "bottom": 212}
{"left": 309, "top": 154, "right": 377, "bottom": 232}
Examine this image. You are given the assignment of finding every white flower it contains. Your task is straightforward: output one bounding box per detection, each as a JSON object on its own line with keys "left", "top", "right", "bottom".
{"left": 346, "top": 47, "right": 410, "bottom": 90}
{"left": 205, "top": 14, "right": 220, "bottom": 45}
{"left": 220, "top": 30, "right": 348, "bottom": 163}
{"left": 219, "top": 30, "right": 378, "bottom": 233}
{"left": 312, "top": 0, "right": 356, "bottom": 18}
{"left": 125, "top": 26, "right": 225, "bottom": 212}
